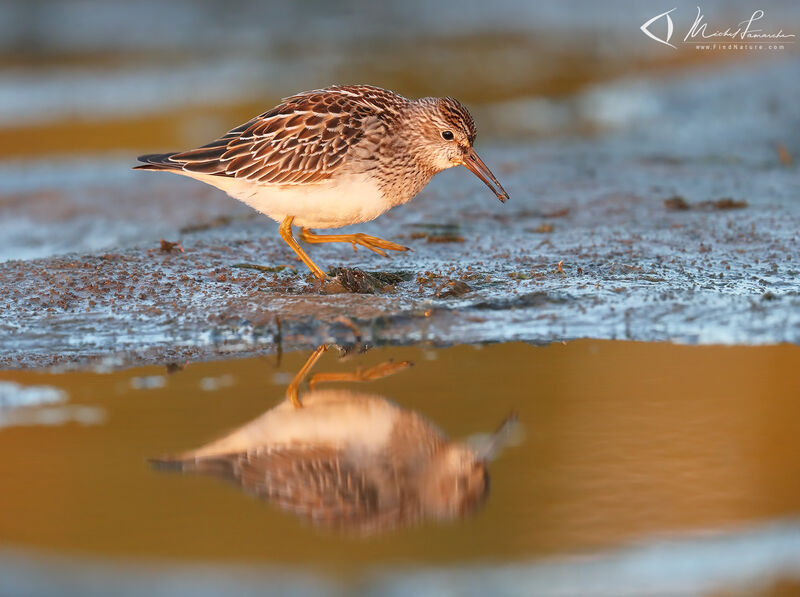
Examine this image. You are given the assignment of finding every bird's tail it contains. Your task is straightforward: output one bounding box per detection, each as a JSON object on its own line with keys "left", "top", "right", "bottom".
{"left": 148, "top": 455, "right": 235, "bottom": 478}
{"left": 148, "top": 456, "right": 188, "bottom": 471}
{"left": 133, "top": 152, "right": 182, "bottom": 171}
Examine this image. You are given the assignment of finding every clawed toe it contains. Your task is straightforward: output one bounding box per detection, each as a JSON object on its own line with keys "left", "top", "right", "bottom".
{"left": 347, "top": 233, "right": 409, "bottom": 257}
{"left": 297, "top": 227, "right": 409, "bottom": 264}
{"left": 340, "top": 233, "right": 409, "bottom": 257}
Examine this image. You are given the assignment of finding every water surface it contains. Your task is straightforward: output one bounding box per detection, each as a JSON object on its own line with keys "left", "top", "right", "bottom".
{"left": 1, "top": 340, "right": 798, "bottom": 594}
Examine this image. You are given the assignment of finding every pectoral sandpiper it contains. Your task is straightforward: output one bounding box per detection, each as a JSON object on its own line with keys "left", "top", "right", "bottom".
{"left": 135, "top": 85, "right": 508, "bottom": 281}
{"left": 152, "top": 345, "right": 518, "bottom": 533}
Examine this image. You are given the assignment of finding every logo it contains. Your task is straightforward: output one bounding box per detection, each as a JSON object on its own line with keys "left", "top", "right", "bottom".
{"left": 640, "top": 8, "right": 677, "bottom": 49}
{"left": 640, "top": 6, "right": 795, "bottom": 50}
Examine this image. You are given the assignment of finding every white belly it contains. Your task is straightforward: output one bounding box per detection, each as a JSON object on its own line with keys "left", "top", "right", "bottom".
{"left": 181, "top": 171, "right": 393, "bottom": 229}
{"left": 180, "top": 389, "right": 401, "bottom": 459}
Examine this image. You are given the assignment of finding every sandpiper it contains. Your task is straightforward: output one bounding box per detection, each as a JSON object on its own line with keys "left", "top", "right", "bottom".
{"left": 152, "top": 346, "right": 517, "bottom": 533}
{"left": 135, "top": 85, "right": 508, "bottom": 280}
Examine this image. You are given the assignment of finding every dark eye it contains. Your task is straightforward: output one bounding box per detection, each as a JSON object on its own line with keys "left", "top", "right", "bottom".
{"left": 441, "top": 130, "right": 454, "bottom": 141}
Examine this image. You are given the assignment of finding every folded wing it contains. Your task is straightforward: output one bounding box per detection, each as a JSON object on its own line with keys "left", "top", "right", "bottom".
{"left": 136, "top": 85, "right": 402, "bottom": 186}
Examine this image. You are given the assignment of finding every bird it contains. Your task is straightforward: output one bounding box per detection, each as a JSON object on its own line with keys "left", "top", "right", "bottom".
{"left": 134, "top": 84, "right": 509, "bottom": 281}
{"left": 151, "top": 345, "right": 518, "bottom": 534}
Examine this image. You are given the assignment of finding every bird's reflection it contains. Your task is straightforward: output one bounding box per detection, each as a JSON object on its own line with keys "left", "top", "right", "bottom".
{"left": 152, "top": 345, "right": 516, "bottom": 534}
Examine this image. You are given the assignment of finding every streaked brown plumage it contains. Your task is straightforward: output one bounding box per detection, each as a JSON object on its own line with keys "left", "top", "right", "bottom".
{"left": 135, "top": 85, "right": 508, "bottom": 281}
{"left": 157, "top": 393, "right": 484, "bottom": 534}
{"left": 151, "top": 346, "right": 518, "bottom": 534}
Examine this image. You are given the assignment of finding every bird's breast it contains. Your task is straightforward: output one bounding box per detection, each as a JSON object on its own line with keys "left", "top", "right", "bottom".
{"left": 181, "top": 390, "right": 401, "bottom": 459}
{"left": 372, "top": 157, "right": 436, "bottom": 208}
{"left": 239, "top": 173, "right": 394, "bottom": 229}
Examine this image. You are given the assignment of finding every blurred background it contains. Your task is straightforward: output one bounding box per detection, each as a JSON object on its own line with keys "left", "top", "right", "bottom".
{"left": 0, "top": 0, "right": 798, "bottom": 260}
{"left": 2, "top": 0, "right": 798, "bottom": 150}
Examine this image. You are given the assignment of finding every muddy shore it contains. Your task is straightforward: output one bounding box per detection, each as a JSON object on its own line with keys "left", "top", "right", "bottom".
{"left": 1, "top": 60, "right": 798, "bottom": 369}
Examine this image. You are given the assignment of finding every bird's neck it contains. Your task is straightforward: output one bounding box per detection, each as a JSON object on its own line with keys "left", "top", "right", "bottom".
{"left": 377, "top": 161, "right": 436, "bottom": 207}
{"left": 371, "top": 131, "right": 438, "bottom": 206}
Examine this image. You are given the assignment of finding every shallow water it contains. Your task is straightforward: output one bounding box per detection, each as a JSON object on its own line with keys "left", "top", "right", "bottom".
{"left": 0, "top": 340, "right": 798, "bottom": 595}
{"left": 1, "top": 2, "right": 799, "bottom": 595}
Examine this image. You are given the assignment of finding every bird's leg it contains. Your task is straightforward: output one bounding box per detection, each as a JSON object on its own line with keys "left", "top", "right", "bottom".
{"left": 285, "top": 345, "right": 328, "bottom": 408}
{"left": 309, "top": 360, "right": 413, "bottom": 390}
{"left": 279, "top": 216, "right": 327, "bottom": 280}
{"left": 299, "top": 227, "right": 409, "bottom": 258}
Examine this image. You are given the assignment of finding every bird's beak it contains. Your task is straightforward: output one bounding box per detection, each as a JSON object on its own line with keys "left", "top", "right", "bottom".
{"left": 462, "top": 149, "right": 509, "bottom": 203}
{"left": 466, "top": 412, "right": 522, "bottom": 461}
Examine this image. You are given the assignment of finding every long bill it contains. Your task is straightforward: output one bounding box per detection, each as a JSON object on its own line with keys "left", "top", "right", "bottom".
{"left": 466, "top": 412, "right": 521, "bottom": 462}
{"left": 462, "top": 149, "right": 510, "bottom": 203}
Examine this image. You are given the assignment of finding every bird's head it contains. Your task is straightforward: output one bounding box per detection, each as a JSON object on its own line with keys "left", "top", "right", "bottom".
{"left": 419, "top": 443, "right": 490, "bottom": 519}
{"left": 406, "top": 97, "right": 509, "bottom": 203}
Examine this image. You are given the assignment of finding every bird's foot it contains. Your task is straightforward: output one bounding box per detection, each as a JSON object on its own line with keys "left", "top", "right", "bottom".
{"left": 285, "top": 345, "right": 328, "bottom": 408}
{"left": 308, "top": 359, "right": 413, "bottom": 390}
{"left": 299, "top": 228, "right": 410, "bottom": 258}
{"left": 345, "top": 233, "right": 410, "bottom": 257}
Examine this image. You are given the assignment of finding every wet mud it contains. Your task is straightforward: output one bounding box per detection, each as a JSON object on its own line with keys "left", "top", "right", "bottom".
{"left": 1, "top": 60, "right": 798, "bottom": 369}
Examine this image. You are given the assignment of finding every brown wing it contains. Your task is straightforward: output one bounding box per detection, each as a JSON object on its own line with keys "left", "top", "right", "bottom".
{"left": 180, "top": 446, "right": 385, "bottom": 524}
{"left": 154, "top": 85, "right": 405, "bottom": 185}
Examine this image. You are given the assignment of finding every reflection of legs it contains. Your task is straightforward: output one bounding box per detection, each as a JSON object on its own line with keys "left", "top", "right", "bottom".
{"left": 309, "top": 360, "right": 413, "bottom": 390}
{"left": 285, "top": 345, "right": 327, "bottom": 408}
{"left": 299, "top": 227, "right": 409, "bottom": 258}
{"left": 279, "top": 216, "right": 327, "bottom": 280}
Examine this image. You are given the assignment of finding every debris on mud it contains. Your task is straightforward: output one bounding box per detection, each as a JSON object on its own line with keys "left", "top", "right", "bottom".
{"left": 710, "top": 198, "right": 749, "bottom": 210}
{"left": 159, "top": 239, "right": 184, "bottom": 253}
{"left": 664, "top": 196, "right": 690, "bottom": 210}
{"left": 664, "top": 196, "right": 749, "bottom": 211}
{"left": 232, "top": 263, "right": 293, "bottom": 273}
{"left": 408, "top": 223, "right": 465, "bottom": 243}
{"left": 424, "top": 235, "right": 465, "bottom": 243}
{"left": 434, "top": 280, "right": 472, "bottom": 299}
{"left": 179, "top": 213, "right": 258, "bottom": 234}
{"left": 541, "top": 208, "right": 570, "bottom": 218}
{"left": 776, "top": 143, "right": 793, "bottom": 166}
{"left": 328, "top": 268, "right": 412, "bottom": 294}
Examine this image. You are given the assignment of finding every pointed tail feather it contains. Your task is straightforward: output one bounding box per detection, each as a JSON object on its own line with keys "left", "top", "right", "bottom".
{"left": 148, "top": 456, "right": 189, "bottom": 472}
{"left": 133, "top": 152, "right": 182, "bottom": 171}
{"left": 148, "top": 455, "right": 235, "bottom": 477}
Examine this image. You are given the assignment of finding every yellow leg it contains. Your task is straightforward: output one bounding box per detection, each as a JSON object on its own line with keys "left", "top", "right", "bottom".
{"left": 285, "top": 345, "right": 327, "bottom": 408}
{"left": 309, "top": 360, "right": 413, "bottom": 390}
{"left": 299, "top": 227, "right": 409, "bottom": 258}
{"left": 279, "top": 217, "right": 327, "bottom": 280}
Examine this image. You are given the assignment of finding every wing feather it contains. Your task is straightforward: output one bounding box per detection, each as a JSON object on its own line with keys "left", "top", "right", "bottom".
{"left": 161, "top": 85, "right": 404, "bottom": 186}
{"left": 184, "top": 447, "right": 383, "bottom": 523}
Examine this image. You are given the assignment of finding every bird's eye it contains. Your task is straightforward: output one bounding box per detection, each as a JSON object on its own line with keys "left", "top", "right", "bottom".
{"left": 441, "top": 130, "right": 454, "bottom": 141}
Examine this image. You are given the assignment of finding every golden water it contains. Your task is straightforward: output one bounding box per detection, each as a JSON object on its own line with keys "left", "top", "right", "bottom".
{"left": 1, "top": 340, "right": 798, "bottom": 580}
